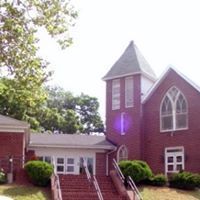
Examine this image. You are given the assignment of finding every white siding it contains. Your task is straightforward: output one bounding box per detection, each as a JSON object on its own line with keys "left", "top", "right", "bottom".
{"left": 141, "top": 76, "right": 154, "bottom": 101}
{"left": 29, "top": 147, "right": 98, "bottom": 175}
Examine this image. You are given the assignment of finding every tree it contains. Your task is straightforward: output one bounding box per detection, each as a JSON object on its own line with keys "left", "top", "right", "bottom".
{"left": 0, "top": 0, "right": 77, "bottom": 127}
{"left": 0, "top": 77, "right": 46, "bottom": 129}
{"left": 44, "top": 86, "right": 104, "bottom": 134}
{"left": 76, "top": 93, "right": 104, "bottom": 134}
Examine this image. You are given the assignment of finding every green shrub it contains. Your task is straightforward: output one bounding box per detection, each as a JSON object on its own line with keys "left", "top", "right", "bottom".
{"left": 194, "top": 173, "right": 200, "bottom": 188}
{"left": 25, "top": 160, "right": 53, "bottom": 187}
{"left": 148, "top": 174, "right": 167, "bottom": 186}
{"left": 0, "top": 169, "right": 7, "bottom": 184}
{"left": 169, "top": 171, "right": 199, "bottom": 190}
{"left": 119, "top": 160, "right": 153, "bottom": 184}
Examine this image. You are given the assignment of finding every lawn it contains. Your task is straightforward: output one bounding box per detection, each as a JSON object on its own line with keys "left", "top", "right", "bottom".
{"left": 0, "top": 184, "right": 51, "bottom": 200}
{"left": 139, "top": 186, "right": 200, "bottom": 200}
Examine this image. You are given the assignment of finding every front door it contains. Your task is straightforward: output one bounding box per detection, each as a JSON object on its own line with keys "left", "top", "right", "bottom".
{"left": 79, "top": 157, "right": 94, "bottom": 175}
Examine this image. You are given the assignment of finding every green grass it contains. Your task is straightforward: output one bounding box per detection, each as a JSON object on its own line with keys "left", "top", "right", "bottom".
{"left": 0, "top": 184, "right": 51, "bottom": 200}
{"left": 138, "top": 186, "right": 200, "bottom": 200}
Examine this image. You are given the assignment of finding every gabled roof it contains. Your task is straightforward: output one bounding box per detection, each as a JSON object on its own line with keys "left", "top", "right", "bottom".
{"left": 103, "top": 41, "right": 156, "bottom": 81}
{"left": 0, "top": 114, "right": 29, "bottom": 128}
{"left": 29, "top": 133, "right": 116, "bottom": 150}
{"left": 142, "top": 66, "right": 200, "bottom": 103}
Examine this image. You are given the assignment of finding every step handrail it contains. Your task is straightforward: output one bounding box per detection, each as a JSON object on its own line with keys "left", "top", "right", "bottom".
{"left": 51, "top": 157, "right": 62, "bottom": 200}
{"left": 83, "top": 159, "right": 104, "bottom": 200}
{"left": 112, "top": 158, "right": 143, "bottom": 200}
{"left": 113, "top": 158, "right": 125, "bottom": 183}
{"left": 127, "top": 176, "right": 143, "bottom": 200}
{"left": 93, "top": 175, "right": 104, "bottom": 200}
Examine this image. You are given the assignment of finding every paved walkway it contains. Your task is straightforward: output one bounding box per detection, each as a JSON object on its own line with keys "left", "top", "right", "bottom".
{"left": 0, "top": 195, "right": 13, "bottom": 200}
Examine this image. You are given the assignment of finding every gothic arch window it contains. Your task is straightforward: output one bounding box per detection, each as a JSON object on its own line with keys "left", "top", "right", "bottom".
{"left": 117, "top": 145, "right": 128, "bottom": 162}
{"left": 160, "top": 86, "right": 188, "bottom": 131}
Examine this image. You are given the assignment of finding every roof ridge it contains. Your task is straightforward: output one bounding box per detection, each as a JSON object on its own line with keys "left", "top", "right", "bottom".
{"left": 103, "top": 41, "right": 156, "bottom": 81}
{"left": 142, "top": 66, "right": 200, "bottom": 103}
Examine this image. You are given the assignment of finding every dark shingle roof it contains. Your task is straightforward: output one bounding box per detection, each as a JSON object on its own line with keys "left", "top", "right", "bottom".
{"left": 29, "top": 133, "right": 116, "bottom": 150}
{"left": 103, "top": 41, "right": 156, "bottom": 80}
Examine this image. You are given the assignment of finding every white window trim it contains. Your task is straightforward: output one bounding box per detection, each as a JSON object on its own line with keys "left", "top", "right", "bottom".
{"left": 125, "top": 76, "right": 134, "bottom": 108}
{"left": 117, "top": 145, "right": 128, "bottom": 162}
{"left": 165, "top": 146, "right": 185, "bottom": 175}
{"left": 37, "top": 155, "right": 52, "bottom": 163}
{"left": 160, "top": 86, "right": 188, "bottom": 132}
{"left": 112, "top": 79, "right": 120, "bottom": 110}
{"left": 56, "top": 156, "right": 65, "bottom": 174}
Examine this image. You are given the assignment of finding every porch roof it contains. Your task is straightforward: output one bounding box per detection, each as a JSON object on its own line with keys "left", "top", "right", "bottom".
{"left": 29, "top": 133, "right": 116, "bottom": 150}
{"left": 0, "top": 114, "right": 29, "bottom": 132}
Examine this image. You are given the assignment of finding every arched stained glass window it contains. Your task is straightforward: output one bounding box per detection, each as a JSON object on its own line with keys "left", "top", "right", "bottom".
{"left": 161, "top": 87, "right": 188, "bottom": 131}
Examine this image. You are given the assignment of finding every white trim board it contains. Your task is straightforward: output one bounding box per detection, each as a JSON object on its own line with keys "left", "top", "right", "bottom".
{"left": 142, "top": 66, "right": 200, "bottom": 104}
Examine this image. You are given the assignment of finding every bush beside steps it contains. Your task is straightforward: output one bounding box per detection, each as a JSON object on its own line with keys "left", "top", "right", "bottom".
{"left": 25, "top": 160, "right": 53, "bottom": 187}
{"left": 119, "top": 159, "right": 199, "bottom": 190}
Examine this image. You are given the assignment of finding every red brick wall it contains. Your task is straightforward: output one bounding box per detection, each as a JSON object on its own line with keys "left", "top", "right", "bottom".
{"left": 143, "top": 69, "right": 200, "bottom": 173}
{"left": 106, "top": 74, "right": 143, "bottom": 162}
{"left": 96, "top": 153, "right": 106, "bottom": 175}
{"left": 0, "top": 132, "right": 25, "bottom": 172}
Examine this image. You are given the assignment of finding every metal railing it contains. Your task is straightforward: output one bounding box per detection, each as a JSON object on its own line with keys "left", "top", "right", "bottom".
{"left": 93, "top": 175, "right": 104, "bottom": 200}
{"left": 113, "top": 158, "right": 125, "bottom": 183}
{"left": 113, "top": 158, "right": 143, "bottom": 200}
{"left": 51, "top": 172, "right": 63, "bottom": 200}
{"left": 127, "top": 176, "right": 143, "bottom": 200}
{"left": 51, "top": 158, "right": 62, "bottom": 200}
{"left": 83, "top": 160, "right": 104, "bottom": 200}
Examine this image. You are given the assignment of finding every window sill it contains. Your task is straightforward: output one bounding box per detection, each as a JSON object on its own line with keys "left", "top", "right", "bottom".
{"left": 160, "top": 127, "right": 188, "bottom": 133}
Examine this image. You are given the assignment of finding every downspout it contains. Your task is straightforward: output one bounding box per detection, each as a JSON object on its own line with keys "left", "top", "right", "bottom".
{"left": 106, "top": 147, "right": 117, "bottom": 176}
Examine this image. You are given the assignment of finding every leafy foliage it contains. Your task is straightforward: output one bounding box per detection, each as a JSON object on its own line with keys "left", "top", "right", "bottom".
{"left": 169, "top": 171, "right": 200, "bottom": 190}
{"left": 147, "top": 174, "right": 167, "bottom": 186}
{"left": 0, "top": 169, "right": 7, "bottom": 184}
{"left": 0, "top": 0, "right": 77, "bottom": 128}
{"left": 0, "top": 1, "right": 103, "bottom": 134}
{"left": 119, "top": 160, "right": 153, "bottom": 184}
{"left": 25, "top": 160, "right": 53, "bottom": 187}
{"left": 41, "top": 86, "right": 104, "bottom": 134}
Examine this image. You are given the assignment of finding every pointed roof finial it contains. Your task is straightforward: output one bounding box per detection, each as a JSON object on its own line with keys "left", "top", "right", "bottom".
{"left": 103, "top": 41, "right": 156, "bottom": 81}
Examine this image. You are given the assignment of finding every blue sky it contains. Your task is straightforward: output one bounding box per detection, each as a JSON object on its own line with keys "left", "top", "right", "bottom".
{"left": 38, "top": 0, "right": 200, "bottom": 120}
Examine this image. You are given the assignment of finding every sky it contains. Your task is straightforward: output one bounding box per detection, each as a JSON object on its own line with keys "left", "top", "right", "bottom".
{"left": 38, "top": 0, "right": 200, "bottom": 120}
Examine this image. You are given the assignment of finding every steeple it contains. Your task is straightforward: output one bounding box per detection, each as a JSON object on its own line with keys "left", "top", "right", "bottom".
{"left": 103, "top": 41, "right": 156, "bottom": 81}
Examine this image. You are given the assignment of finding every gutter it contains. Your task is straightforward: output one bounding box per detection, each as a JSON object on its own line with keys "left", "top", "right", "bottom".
{"left": 28, "top": 144, "right": 115, "bottom": 151}
{"left": 106, "top": 146, "right": 117, "bottom": 176}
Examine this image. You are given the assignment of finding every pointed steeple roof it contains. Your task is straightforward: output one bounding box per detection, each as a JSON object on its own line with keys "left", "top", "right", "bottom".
{"left": 103, "top": 41, "right": 156, "bottom": 81}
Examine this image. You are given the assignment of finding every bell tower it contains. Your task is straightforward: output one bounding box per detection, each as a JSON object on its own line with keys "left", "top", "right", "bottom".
{"left": 103, "top": 41, "right": 156, "bottom": 160}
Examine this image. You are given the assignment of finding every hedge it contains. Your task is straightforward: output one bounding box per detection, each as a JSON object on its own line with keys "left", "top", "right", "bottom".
{"left": 25, "top": 160, "right": 53, "bottom": 186}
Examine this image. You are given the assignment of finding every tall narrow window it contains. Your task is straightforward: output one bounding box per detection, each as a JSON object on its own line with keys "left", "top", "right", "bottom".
{"left": 120, "top": 112, "right": 125, "bottom": 135}
{"left": 112, "top": 79, "right": 120, "bottom": 110}
{"left": 125, "top": 77, "right": 134, "bottom": 107}
{"left": 160, "top": 87, "right": 188, "bottom": 131}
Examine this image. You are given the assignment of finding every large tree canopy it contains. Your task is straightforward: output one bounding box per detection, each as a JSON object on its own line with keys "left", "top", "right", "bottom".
{"left": 0, "top": 1, "right": 104, "bottom": 134}
{"left": 0, "top": 0, "right": 77, "bottom": 126}
{"left": 0, "top": 0, "right": 77, "bottom": 78}
{"left": 42, "top": 86, "right": 104, "bottom": 134}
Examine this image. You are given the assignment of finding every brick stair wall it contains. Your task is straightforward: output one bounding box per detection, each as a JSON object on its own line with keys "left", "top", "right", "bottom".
{"left": 14, "top": 168, "right": 32, "bottom": 185}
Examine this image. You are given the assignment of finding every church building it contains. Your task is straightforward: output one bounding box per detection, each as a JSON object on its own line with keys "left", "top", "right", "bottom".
{"left": 0, "top": 41, "right": 199, "bottom": 177}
